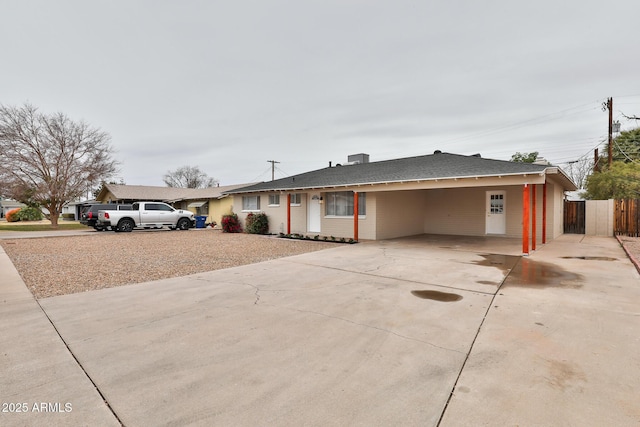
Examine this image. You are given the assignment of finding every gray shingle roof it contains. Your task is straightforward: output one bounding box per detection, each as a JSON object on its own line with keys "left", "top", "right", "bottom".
{"left": 227, "top": 152, "right": 552, "bottom": 194}
{"left": 102, "top": 183, "right": 256, "bottom": 201}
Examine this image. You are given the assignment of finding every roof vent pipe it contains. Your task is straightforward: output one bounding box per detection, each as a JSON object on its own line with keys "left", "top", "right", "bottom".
{"left": 434, "top": 150, "right": 442, "bottom": 154}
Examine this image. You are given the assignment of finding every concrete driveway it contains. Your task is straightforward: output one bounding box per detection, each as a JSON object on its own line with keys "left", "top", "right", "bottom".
{"left": 2, "top": 234, "right": 639, "bottom": 426}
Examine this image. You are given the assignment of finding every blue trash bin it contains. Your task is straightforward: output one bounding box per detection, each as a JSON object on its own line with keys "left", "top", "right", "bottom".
{"left": 195, "top": 216, "right": 207, "bottom": 229}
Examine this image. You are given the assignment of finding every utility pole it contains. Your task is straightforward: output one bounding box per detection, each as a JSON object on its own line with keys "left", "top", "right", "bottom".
{"left": 607, "top": 97, "right": 613, "bottom": 168}
{"left": 267, "top": 160, "right": 280, "bottom": 181}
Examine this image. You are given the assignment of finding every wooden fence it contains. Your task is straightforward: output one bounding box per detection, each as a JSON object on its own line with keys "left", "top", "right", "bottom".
{"left": 564, "top": 200, "right": 585, "bottom": 234}
{"left": 614, "top": 199, "right": 640, "bottom": 237}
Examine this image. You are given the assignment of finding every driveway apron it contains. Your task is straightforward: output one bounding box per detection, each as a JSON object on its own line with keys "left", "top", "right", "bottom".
{"left": 33, "top": 236, "right": 516, "bottom": 426}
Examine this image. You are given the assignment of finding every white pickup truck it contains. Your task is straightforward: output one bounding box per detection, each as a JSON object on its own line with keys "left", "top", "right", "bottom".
{"left": 97, "top": 201, "right": 196, "bottom": 232}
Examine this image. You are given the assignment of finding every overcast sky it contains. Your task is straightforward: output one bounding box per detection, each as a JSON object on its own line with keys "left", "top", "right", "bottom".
{"left": 2, "top": 1, "right": 639, "bottom": 187}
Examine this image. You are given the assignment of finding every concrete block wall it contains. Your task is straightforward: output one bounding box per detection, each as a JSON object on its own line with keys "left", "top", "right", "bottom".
{"left": 585, "top": 199, "right": 614, "bottom": 236}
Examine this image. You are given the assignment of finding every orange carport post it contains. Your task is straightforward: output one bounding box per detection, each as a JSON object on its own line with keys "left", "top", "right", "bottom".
{"left": 353, "top": 191, "right": 359, "bottom": 241}
{"left": 532, "top": 184, "right": 537, "bottom": 251}
{"left": 542, "top": 183, "right": 547, "bottom": 244}
{"left": 287, "top": 193, "right": 291, "bottom": 234}
{"left": 522, "top": 184, "right": 530, "bottom": 255}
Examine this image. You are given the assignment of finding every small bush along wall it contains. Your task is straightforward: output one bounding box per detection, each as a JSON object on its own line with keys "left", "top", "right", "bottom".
{"left": 245, "top": 212, "right": 269, "bottom": 234}
{"left": 221, "top": 213, "right": 242, "bottom": 233}
{"left": 278, "top": 233, "right": 357, "bottom": 244}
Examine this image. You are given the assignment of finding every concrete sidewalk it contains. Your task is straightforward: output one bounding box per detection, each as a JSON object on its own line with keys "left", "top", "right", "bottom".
{"left": 0, "top": 229, "right": 94, "bottom": 240}
{"left": 1, "top": 234, "right": 639, "bottom": 426}
{"left": 0, "top": 245, "right": 120, "bottom": 426}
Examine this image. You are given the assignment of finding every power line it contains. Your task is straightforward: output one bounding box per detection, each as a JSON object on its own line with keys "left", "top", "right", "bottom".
{"left": 436, "top": 101, "right": 601, "bottom": 146}
{"left": 274, "top": 165, "right": 290, "bottom": 178}
{"left": 249, "top": 166, "right": 273, "bottom": 183}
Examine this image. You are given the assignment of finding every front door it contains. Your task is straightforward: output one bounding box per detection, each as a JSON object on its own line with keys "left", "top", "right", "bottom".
{"left": 308, "top": 193, "right": 321, "bottom": 233}
{"left": 486, "top": 191, "right": 506, "bottom": 234}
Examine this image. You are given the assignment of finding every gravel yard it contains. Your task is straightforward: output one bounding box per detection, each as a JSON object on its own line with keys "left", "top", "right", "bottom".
{"left": 616, "top": 235, "right": 640, "bottom": 269}
{"left": 1, "top": 230, "right": 335, "bottom": 299}
{"left": 4, "top": 228, "right": 640, "bottom": 300}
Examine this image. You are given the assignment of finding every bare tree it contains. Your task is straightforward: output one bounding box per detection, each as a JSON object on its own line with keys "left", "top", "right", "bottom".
{"left": 565, "top": 157, "right": 593, "bottom": 190}
{"left": 163, "top": 166, "right": 218, "bottom": 188}
{"left": 0, "top": 103, "right": 118, "bottom": 226}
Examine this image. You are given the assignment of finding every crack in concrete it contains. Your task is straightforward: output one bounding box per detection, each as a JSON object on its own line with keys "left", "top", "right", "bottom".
{"left": 226, "top": 273, "right": 466, "bottom": 355}
{"left": 34, "top": 299, "right": 124, "bottom": 426}
{"left": 280, "top": 258, "right": 496, "bottom": 296}
{"left": 435, "top": 256, "right": 517, "bottom": 426}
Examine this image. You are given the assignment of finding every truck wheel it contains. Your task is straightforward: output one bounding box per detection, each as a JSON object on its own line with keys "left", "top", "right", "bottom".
{"left": 118, "top": 218, "right": 135, "bottom": 232}
{"left": 177, "top": 218, "right": 190, "bottom": 230}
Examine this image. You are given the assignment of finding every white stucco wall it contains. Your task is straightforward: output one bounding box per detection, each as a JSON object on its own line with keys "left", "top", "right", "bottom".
{"left": 375, "top": 190, "right": 426, "bottom": 240}
{"left": 423, "top": 188, "right": 485, "bottom": 236}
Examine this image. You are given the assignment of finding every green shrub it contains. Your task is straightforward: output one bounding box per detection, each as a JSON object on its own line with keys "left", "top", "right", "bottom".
{"left": 16, "top": 207, "right": 44, "bottom": 221}
{"left": 245, "top": 212, "right": 269, "bottom": 234}
{"left": 6, "top": 208, "right": 21, "bottom": 222}
{"left": 221, "top": 213, "right": 242, "bottom": 233}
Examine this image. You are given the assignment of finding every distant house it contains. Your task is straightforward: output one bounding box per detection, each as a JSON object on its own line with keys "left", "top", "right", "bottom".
{"left": 96, "top": 183, "right": 254, "bottom": 226}
{"left": 0, "top": 198, "right": 26, "bottom": 219}
{"left": 225, "top": 151, "right": 577, "bottom": 253}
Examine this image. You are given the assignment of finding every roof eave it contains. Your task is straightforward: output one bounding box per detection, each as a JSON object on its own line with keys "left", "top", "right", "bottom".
{"left": 544, "top": 166, "right": 578, "bottom": 191}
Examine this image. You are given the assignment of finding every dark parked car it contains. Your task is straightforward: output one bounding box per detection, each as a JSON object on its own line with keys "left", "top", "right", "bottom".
{"left": 80, "top": 204, "right": 132, "bottom": 230}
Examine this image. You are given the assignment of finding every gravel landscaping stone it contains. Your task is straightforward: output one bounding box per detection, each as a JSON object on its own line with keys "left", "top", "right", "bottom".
{"left": 616, "top": 235, "right": 640, "bottom": 273}
{"left": 0, "top": 229, "right": 334, "bottom": 299}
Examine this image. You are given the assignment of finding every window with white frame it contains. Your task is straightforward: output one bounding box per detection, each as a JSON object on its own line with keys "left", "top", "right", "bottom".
{"left": 290, "top": 193, "right": 301, "bottom": 205}
{"left": 268, "top": 194, "right": 280, "bottom": 206}
{"left": 325, "top": 192, "right": 366, "bottom": 216}
{"left": 242, "top": 196, "right": 260, "bottom": 211}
